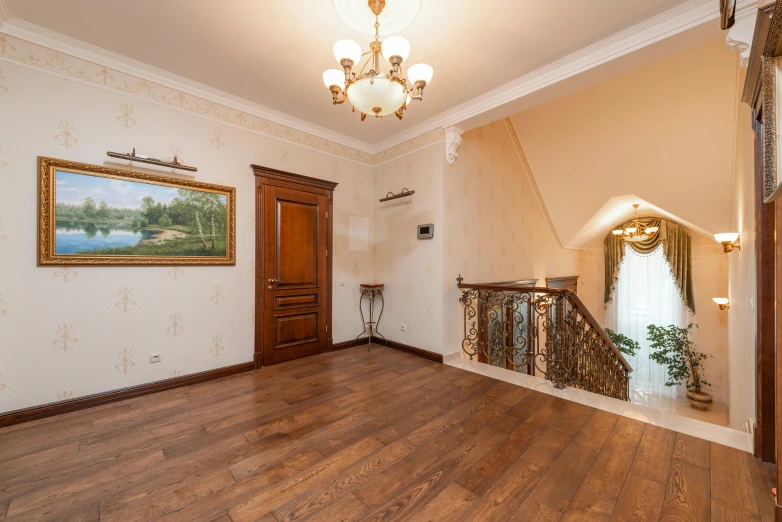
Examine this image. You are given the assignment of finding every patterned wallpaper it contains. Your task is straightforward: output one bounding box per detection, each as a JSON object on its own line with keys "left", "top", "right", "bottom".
{"left": 442, "top": 121, "right": 582, "bottom": 354}
{"left": 0, "top": 61, "right": 374, "bottom": 414}
{"left": 373, "top": 145, "right": 444, "bottom": 352}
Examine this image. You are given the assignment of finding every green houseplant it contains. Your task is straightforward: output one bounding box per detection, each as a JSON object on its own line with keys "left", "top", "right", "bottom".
{"left": 604, "top": 328, "right": 640, "bottom": 357}
{"left": 647, "top": 323, "right": 712, "bottom": 410}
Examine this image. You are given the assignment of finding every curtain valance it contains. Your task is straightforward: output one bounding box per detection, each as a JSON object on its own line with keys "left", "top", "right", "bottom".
{"left": 604, "top": 217, "right": 695, "bottom": 314}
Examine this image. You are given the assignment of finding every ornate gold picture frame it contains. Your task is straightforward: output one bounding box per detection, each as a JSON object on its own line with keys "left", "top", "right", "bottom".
{"left": 38, "top": 157, "right": 236, "bottom": 266}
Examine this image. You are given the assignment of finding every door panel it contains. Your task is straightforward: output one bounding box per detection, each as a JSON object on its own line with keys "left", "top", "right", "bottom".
{"left": 262, "top": 185, "right": 328, "bottom": 365}
{"left": 276, "top": 200, "right": 318, "bottom": 288}
{"left": 274, "top": 312, "right": 319, "bottom": 349}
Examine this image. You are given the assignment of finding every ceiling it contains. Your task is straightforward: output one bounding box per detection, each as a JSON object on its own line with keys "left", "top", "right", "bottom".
{"left": 4, "top": 0, "right": 695, "bottom": 148}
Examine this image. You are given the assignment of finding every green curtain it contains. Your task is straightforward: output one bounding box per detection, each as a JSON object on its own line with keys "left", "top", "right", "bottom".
{"left": 604, "top": 217, "right": 695, "bottom": 314}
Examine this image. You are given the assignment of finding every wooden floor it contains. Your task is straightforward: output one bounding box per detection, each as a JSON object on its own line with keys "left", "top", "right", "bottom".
{"left": 0, "top": 346, "right": 775, "bottom": 522}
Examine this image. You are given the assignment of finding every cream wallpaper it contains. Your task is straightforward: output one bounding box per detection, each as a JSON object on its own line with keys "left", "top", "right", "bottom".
{"left": 373, "top": 145, "right": 444, "bottom": 352}
{"left": 579, "top": 232, "right": 730, "bottom": 404}
{"left": 0, "top": 60, "right": 374, "bottom": 414}
{"left": 726, "top": 92, "right": 756, "bottom": 431}
{"left": 442, "top": 121, "right": 582, "bottom": 355}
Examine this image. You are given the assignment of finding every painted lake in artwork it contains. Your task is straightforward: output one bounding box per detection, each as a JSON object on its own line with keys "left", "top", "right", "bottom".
{"left": 53, "top": 170, "right": 228, "bottom": 257}
{"left": 55, "top": 225, "right": 152, "bottom": 254}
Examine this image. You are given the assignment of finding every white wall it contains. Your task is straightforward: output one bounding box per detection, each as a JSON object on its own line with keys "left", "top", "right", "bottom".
{"left": 0, "top": 60, "right": 374, "bottom": 414}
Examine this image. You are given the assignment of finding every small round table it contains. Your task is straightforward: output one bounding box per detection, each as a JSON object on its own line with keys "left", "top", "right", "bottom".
{"left": 354, "top": 283, "right": 386, "bottom": 351}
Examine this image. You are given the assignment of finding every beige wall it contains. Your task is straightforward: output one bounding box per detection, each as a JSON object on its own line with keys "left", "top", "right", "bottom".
{"left": 510, "top": 38, "right": 740, "bottom": 248}
{"left": 443, "top": 120, "right": 582, "bottom": 354}
{"left": 727, "top": 91, "right": 757, "bottom": 432}
{"left": 0, "top": 61, "right": 374, "bottom": 414}
{"left": 373, "top": 146, "right": 444, "bottom": 352}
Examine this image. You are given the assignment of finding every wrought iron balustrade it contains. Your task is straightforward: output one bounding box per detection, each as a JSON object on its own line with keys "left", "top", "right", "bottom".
{"left": 458, "top": 282, "right": 632, "bottom": 401}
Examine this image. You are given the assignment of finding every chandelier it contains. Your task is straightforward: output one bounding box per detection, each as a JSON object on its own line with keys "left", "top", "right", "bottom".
{"left": 322, "top": 0, "right": 433, "bottom": 120}
{"left": 612, "top": 204, "right": 659, "bottom": 242}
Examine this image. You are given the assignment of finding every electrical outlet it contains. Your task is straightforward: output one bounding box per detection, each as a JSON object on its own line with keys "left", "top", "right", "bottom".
{"left": 149, "top": 353, "right": 162, "bottom": 364}
{"left": 400, "top": 324, "right": 407, "bottom": 333}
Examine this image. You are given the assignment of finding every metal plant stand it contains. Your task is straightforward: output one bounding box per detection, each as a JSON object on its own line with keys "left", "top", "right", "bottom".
{"left": 354, "top": 283, "right": 386, "bottom": 351}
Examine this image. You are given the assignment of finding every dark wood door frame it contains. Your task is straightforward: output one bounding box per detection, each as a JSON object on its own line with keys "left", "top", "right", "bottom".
{"left": 252, "top": 165, "right": 337, "bottom": 369}
{"left": 754, "top": 111, "right": 776, "bottom": 464}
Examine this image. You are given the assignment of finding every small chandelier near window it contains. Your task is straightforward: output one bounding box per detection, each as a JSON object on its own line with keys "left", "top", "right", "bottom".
{"left": 322, "top": 0, "right": 433, "bottom": 120}
{"left": 612, "top": 204, "right": 659, "bottom": 242}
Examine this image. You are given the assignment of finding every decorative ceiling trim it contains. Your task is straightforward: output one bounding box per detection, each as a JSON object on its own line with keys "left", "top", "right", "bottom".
{"left": 0, "top": 17, "right": 377, "bottom": 155}
{"left": 0, "top": 0, "right": 756, "bottom": 163}
{"left": 0, "top": 30, "right": 378, "bottom": 166}
{"left": 372, "top": 0, "right": 759, "bottom": 153}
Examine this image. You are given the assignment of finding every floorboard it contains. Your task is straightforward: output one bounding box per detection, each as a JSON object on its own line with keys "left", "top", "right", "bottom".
{"left": 0, "top": 346, "right": 773, "bottom": 521}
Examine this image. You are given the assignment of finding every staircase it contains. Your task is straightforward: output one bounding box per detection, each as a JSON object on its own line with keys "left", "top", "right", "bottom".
{"left": 458, "top": 281, "right": 632, "bottom": 401}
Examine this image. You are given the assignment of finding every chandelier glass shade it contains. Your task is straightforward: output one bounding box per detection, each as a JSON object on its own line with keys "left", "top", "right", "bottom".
{"left": 323, "top": 0, "right": 433, "bottom": 120}
{"left": 612, "top": 204, "right": 659, "bottom": 242}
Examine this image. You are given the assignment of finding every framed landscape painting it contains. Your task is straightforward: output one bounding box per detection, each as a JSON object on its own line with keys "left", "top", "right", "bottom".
{"left": 38, "top": 157, "right": 236, "bottom": 266}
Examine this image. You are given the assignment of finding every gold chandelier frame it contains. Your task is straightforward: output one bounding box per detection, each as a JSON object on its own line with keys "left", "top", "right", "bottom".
{"left": 328, "top": 0, "right": 427, "bottom": 120}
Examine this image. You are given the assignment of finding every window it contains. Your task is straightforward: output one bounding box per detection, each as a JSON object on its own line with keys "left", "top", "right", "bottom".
{"left": 606, "top": 244, "right": 690, "bottom": 398}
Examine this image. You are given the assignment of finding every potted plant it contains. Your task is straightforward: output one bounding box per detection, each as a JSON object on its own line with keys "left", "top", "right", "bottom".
{"left": 604, "top": 328, "right": 640, "bottom": 357}
{"left": 647, "top": 323, "right": 712, "bottom": 410}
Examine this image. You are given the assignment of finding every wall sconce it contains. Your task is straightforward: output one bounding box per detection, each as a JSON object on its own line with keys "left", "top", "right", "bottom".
{"left": 714, "top": 233, "right": 740, "bottom": 253}
{"left": 713, "top": 297, "right": 730, "bottom": 310}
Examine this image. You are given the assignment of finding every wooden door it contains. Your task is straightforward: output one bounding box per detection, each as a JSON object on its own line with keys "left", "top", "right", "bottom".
{"left": 254, "top": 166, "right": 336, "bottom": 367}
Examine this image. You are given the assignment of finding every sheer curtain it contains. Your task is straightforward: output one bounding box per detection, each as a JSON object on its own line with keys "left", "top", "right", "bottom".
{"left": 606, "top": 244, "right": 691, "bottom": 399}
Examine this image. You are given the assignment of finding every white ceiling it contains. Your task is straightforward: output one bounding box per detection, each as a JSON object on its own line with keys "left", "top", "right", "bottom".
{"left": 4, "top": 0, "right": 695, "bottom": 147}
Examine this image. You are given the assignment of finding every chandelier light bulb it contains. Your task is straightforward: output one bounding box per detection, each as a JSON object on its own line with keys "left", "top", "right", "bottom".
{"left": 408, "top": 63, "right": 434, "bottom": 84}
{"left": 333, "top": 39, "right": 362, "bottom": 65}
{"left": 323, "top": 69, "right": 345, "bottom": 89}
{"left": 714, "top": 232, "right": 739, "bottom": 244}
{"left": 383, "top": 36, "right": 411, "bottom": 62}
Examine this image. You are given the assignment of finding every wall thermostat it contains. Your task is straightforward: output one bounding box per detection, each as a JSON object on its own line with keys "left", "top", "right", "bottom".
{"left": 417, "top": 223, "right": 434, "bottom": 239}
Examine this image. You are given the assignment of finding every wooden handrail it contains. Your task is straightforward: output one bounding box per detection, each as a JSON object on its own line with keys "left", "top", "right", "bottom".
{"left": 457, "top": 282, "right": 632, "bottom": 373}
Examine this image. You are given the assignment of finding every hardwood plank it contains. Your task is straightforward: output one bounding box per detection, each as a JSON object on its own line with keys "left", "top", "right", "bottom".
{"left": 672, "top": 433, "right": 710, "bottom": 470}
{"left": 529, "top": 440, "right": 598, "bottom": 514}
{"left": 560, "top": 487, "right": 614, "bottom": 522}
{"left": 629, "top": 424, "right": 676, "bottom": 485}
{"left": 610, "top": 473, "right": 666, "bottom": 522}
{"left": 100, "top": 468, "right": 236, "bottom": 521}
{"left": 711, "top": 443, "right": 761, "bottom": 517}
{"left": 582, "top": 416, "right": 646, "bottom": 501}
{"left": 0, "top": 347, "right": 769, "bottom": 522}
{"left": 457, "top": 455, "right": 546, "bottom": 522}
{"left": 746, "top": 454, "right": 776, "bottom": 522}
{"left": 455, "top": 421, "right": 542, "bottom": 496}
{"left": 295, "top": 492, "right": 368, "bottom": 522}
{"left": 405, "top": 483, "right": 476, "bottom": 522}
{"left": 226, "top": 437, "right": 385, "bottom": 522}
{"left": 511, "top": 496, "right": 561, "bottom": 521}
{"left": 357, "top": 427, "right": 506, "bottom": 522}
{"left": 659, "top": 459, "right": 710, "bottom": 522}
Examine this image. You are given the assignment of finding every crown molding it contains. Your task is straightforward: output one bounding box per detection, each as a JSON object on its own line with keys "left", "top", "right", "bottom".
{"left": 372, "top": 0, "right": 758, "bottom": 153}
{"left": 0, "top": 0, "right": 755, "bottom": 161}
{"left": 0, "top": 16, "right": 377, "bottom": 156}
